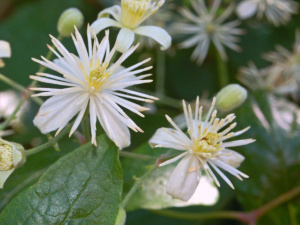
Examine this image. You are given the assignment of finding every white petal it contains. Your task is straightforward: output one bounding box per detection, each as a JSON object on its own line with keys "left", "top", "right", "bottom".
{"left": 222, "top": 139, "right": 255, "bottom": 148}
{"left": 236, "top": 1, "right": 258, "bottom": 19}
{"left": 0, "top": 41, "right": 11, "bottom": 58}
{"left": 116, "top": 28, "right": 135, "bottom": 53}
{"left": 34, "top": 93, "right": 87, "bottom": 134}
{"left": 218, "top": 150, "right": 245, "bottom": 168}
{"left": 94, "top": 97, "right": 130, "bottom": 149}
{"left": 134, "top": 26, "right": 171, "bottom": 50}
{"left": 97, "top": 5, "right": 121, "bottom": 22}
{"left": 167, "top": 154, "right": 200, "bottom": 202}
{"left": 149, "top": 128, "right": 191, "bottom": 150}
{"left": 0, "top": 169, "right": 14, "bottom": 189}
{"left": 90, "top": 18, "right": 122, "bottom": 35}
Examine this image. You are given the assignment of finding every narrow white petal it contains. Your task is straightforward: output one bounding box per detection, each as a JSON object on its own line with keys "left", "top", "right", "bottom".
{"left": 159, "top": 152, "right": 188, "bottom": 167}
{"left": 208, "top": 161, "right": 235, "bottom": 189}
{"left": 90, "top": 18, "right": 122, "bottom": 35}
{"left": 116, "top": 28, "right": 135, "bottom": 53}
{"left": 0, "top": 41, "right": 11, "bottom": 58}
{"left": 167, "top": 154, "right": 200, "bottom": 202}
{"left": 222, "top": 139, "right": 255, "bottom": 148}
{"left": 218, "top": 150, "right": 245, "bottom": 168}
{"left": 236, "top": 1, "right": 258, "bottom": 19}
{"left": 134, "top": 26, "right": 171, "bottom": 50}
{"left": 149, "top": 128, "right": 191, "bottom": 150}
{"left": 97, "top": 5, "right": 121, "bottom": 22}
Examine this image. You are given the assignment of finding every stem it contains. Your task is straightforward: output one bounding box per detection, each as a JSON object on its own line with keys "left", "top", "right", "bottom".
{"left": 216, "top": 50, "right": 229, "bottom": 88}
{"left": 82, "top": 112, "right": 91, "bottom": 144}
{"left": 119, "top": 151, "right": 157, "bottom": 161}
{"left": 121, "top": 165, "right": 157, "bottom": 208}
{"left": 151, "top": 185, "right": 300, "bottom": 225}
{"left": 141, "top": 89, "right": 182, "bottom": 109}
{"left": 26, "top": 125, "right": 71, "bottom": 157}
{"left": 254, "top": 185, "right": 300, "bottom": 219}
{"left": 0, "top": 74, "right": 43, "bottom": 106}
{"left": 0, "top": 98, "right": 26, "bottom": 131}
{"left": 155, "top": 49, "right": 166, "bottom": 96}
{"left": 151, "top": 210, "right": 241, "bottom": 221}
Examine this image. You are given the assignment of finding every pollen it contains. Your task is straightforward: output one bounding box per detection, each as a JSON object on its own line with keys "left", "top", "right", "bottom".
{"left": 193, "top": 132, "right": 222, "bottom": 155}
{"left": 0, "top": 144, "right": 13, "bottom": 171}
{"left": 120, "top": 0, "right": 163, "bottom": 29}
{"left": 88, "top": 62, "right": 111, "bottom": 93}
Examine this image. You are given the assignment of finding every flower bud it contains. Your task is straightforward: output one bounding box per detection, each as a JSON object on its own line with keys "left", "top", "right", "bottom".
{"left": 216, "top": 84, "right": 248, "bottom": 112}
{"left": 115, "top": 208, "right": 126, "bottom": 225}
{"left": 57, "top": 8, "right": 84, "bottom": 37}
{"left": 0, "top": 40, "right": 11, "bottom": 68}
{"left": 0, "top": 138, "right": 26, "bottom": 188}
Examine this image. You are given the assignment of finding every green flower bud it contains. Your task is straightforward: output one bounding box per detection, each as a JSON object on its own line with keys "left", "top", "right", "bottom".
{"left": 216, "top": 84, "right": 248, "bottom": 112}
{"left": 0, "top": 138, "right": 26, "bottom": 188}
{"left": 57, "top": 8, "right": 84, "bottom": 37}
{"left": 115, "top": 208, "right": 126, "bottom": 225}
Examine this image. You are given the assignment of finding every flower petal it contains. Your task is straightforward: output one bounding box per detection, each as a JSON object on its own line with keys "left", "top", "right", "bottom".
{"left": 90, "top": 18, "right": 122, "bottom": 35}
{"left": 97, "top": 5, "right": 121, "bottom": 22}
{"left": 116, "top": 28, "right": 135, "bottom": 53}
{"left": 167, "top": 154, "right": 199, "bottom": 201}
{"left": 33, "top": 92, "right": 87, "bottom": 134}
{"left": 94, "top": 96, "right": 130, "bottom": 149}
{"left": 218, "top": 149, "right": 245, "bottom": 168}
{"left": 149, "top": 128, "right": 191, "bottom": 150}
{"left": 0, "top": 41, "right": 11, "bottom": 58}
{"left": 236, "top": 0, "right": 258, "bottom": 19}
{"left": 134, "top": 26, "right": 171, "bottom": 50}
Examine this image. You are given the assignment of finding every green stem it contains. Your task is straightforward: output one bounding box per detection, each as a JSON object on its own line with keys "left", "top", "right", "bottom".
{"left": 0, "top": 98, "right": 26, "bottom": 131}
{"left": 82, "top": 112, "right": 91, "bottom": 144}
{"left": 151, "top": 210, "right": 241, "bottom": 221}
{"left": 26, "top": 125, "right": 71, "bottom": 157}
{"left": 121, "top": 165, "right": 157, "bottom": 208}
{"left": 0, "top": 74, "right": 44, "bottom": 105}
{"left": 142, "top": 89, "right": 182, "bottom": 109}
{"left": 216, "top": 50, "right": 229, "bottom": 88}
{"left": 155, "top": 49, "right": 166, "bottom": 97}
{"left": 119, "top": 151, "right": 157, "bottom": 161}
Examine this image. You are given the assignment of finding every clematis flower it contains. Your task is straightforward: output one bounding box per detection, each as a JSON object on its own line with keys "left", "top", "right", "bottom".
{"left": 0, "top": 41, "right": 11, "bottom": 67}
{"left": 174, "top": 0, "right": 244, "bottom": 64}
{"left": 90, "top": 0, "right": 171, "bottom": 53}
{"left": 30, "top": 27, "right": 157, "bottom": 149}
{"left": 236, "top": 0, "right": 299, "bottom": 26}
{"left": 0, "top": 138, "right": 26, "bottom": 188}
{"left": 149, "top": 97, "right": 255, "bottom": 201}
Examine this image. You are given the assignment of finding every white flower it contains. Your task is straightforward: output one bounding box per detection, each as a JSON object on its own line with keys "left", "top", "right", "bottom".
{"left": 174, "top": 0, "right": 244, "bottom": 64}
{"left": 149, "top": 97, "right": 255, "bottom": 201}
{"left": 0, "top": 41, "right": 11, "bottom": 67}
{"left": 238, "top": 62, "right": 297, "bottom": 95}
{"left": 30, "top": 27, "right": 157, "bottom": 149}
{"left": 236, "top": 0, "right": 299, "bottom": 26}
{"left": 90, "top": 0, "right": 172, "bottom": 53}
{"left": 0, "top": 138, "right": 26, "bottom": 189}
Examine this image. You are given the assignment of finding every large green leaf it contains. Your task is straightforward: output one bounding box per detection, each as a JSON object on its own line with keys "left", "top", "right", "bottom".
{"left": 234, "top": 92, "right": 300, "bottom": 224}
{"left": 0, "top": 135, "right": 123, "bottom": 225}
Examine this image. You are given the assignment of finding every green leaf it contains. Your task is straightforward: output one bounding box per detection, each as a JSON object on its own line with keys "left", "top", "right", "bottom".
{"left": 234, "top": 92, "right": 300, "bottom": 224}
{"left": 122, "top": 144, "right": 221, "bottom": 211}
{"left": 0, "top": 135, "right": 123, "bottom": 225}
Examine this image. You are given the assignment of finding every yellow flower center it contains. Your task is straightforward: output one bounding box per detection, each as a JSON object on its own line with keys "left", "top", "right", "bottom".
{"left": 206, "top": 23, "right": 215, "bottom": 35}
{"left": 88, "top": 62, "right": 111, "bottom": 93}
{"left": 193, "top": 132, "right": 222, "bottom": 155}
{"left": 0, "top": 144, "right": 13, "bottom": 171}
{"left": 120, "top": 0, "right": 161, "bottom": 29}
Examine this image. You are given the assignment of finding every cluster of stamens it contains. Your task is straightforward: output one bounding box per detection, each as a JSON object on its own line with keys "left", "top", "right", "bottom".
{"left": 88, "top": 63, "right": 111, "bottom": 93}
{"left": 0, "top": 144, "right": 13, "bottom": 171}
{"left": 120, "top": 0, "right": 164, "bottom": 28}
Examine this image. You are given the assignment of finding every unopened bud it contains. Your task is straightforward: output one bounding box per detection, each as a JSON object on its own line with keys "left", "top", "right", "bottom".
{"left": 0, "top": 139, "right": 26, "bottom": 188}
{"left": 57, "top": 8, "right": 84, "bottom": 37}
{"left": 0, "top": 40, "right": 11, "bottom": 67}
{"left": 115, "top": 208, "right": 126, "bottom": 225}
{"left": 216, "top": 84, "right": 247, "bottom": 112}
